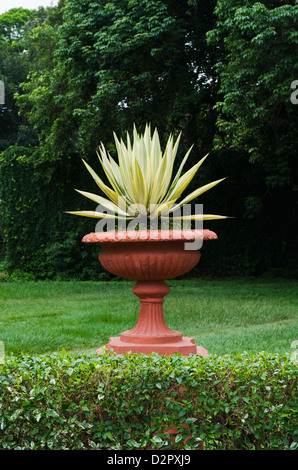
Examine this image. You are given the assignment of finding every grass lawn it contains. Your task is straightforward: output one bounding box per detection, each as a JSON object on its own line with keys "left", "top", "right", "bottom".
{"left": 0, "top": 278, "right": 297, "bottom": 356}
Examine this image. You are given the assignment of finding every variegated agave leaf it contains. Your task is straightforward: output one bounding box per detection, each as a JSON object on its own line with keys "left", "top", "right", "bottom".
{"left": 66, "top": 124, "right": 228, "bottom": 221}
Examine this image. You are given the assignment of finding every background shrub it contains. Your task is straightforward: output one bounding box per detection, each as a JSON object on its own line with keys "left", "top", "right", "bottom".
{"left": 0, "top": 351, "right": 296, "bottom": 450}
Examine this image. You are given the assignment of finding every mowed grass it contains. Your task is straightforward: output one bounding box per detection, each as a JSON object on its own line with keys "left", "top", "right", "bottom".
{"left": 0, "top": 278, "right": 297, "bottom": 356}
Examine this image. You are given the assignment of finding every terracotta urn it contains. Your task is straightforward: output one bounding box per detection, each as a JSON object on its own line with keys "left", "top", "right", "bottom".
{"left": 82, "top": 229, "right": 217, "bottom": 357}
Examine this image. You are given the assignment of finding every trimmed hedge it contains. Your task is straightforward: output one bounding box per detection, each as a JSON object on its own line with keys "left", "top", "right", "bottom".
{"left": 0, "top": 351, "right": 297, "bottom": 450}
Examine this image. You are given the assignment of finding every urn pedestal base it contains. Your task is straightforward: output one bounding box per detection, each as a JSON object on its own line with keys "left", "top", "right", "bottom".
{"left": 96, "top": 338, "right": 208, "bottom": 357}
{"left": 96, "top": 280, "right": 209, "bottom": 357}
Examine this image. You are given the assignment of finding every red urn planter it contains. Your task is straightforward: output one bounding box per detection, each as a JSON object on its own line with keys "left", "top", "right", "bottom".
{"left": 82, "top": 229, "right": 217, "bottom": 357}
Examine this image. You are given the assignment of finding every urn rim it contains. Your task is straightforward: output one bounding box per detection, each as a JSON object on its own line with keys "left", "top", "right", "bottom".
{"left": 82, "top": 229, "right": 217, "bottom": 244}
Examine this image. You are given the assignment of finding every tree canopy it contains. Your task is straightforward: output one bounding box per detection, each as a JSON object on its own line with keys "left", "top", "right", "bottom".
{"left": 207, "top": 0, "right": 298, "bottom": 193}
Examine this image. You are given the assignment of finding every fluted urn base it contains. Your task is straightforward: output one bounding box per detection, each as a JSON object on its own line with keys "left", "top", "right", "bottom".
{"left": 96, "top": 280, "right": 208, "bottom": 357}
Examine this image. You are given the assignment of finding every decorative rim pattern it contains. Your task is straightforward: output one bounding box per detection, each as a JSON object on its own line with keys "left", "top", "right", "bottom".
{"left": 82, "top": 229, "right": 217, "bottom": 243}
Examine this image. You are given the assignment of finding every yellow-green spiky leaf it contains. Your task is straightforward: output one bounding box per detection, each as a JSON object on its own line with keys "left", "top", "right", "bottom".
{"left": 67, "top": 124, "right": 228, "bottom": 224}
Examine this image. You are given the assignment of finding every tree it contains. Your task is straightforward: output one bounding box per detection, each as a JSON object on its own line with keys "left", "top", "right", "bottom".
{"left": 0, "top": 8, "right": 35, "bottom": 151}
{"left": 205, "top": 0, "right": 298, "bottom": 275}
{"left": 207, "top": 0, "right": 298, "bottom": 193}
{"left": 7, "top": 0, "right": 229, "bottom": 278}
{"left": 0, "top": 7, "right": 33, "bottom": 42}
{"left": 0, "top": 4, "right": 97, "bottom": 279}
{"left": 17, "top": 0, "right": 220, "bottom": 163}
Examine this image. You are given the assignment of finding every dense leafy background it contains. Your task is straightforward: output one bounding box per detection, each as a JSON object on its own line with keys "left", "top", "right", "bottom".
{"left": 0, "top": 0, "right": 297, "bottom": 279}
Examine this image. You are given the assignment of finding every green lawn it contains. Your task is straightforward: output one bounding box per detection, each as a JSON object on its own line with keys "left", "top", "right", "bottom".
{"left": 0, "top": 278, "right": 297, "bottom": 356}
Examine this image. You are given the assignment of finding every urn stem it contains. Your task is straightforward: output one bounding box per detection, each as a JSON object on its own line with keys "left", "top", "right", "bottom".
{"left": 120, "top": 281, "right": 182, "bottom": 344}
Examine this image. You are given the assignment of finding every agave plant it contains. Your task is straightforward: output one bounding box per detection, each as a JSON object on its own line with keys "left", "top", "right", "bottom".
{"left": 67, "top": 124, "right": 227, "bottom": 223}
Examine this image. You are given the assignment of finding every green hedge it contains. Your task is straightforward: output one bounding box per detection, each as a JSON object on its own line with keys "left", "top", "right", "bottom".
{"left": 0, "top": 351, "right": 297, "bottom": 450}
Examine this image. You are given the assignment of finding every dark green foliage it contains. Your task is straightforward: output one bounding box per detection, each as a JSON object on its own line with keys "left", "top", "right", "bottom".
{"left": 16, "top": 0, "right": 219, "bottom": 161}
{"left": 0, "top": 8, "right": 33, "bottom": 42}
{"left": 0, "top": 351, "right": 296, "bottom": 450}
{"left": 0, "top": 145, "right": 102, "bottom": 279}
{"left": 204, "top": 0, "right": 298, "bottom": 277}
{"left": 0, "top": 1, "right": 297, "bottom": 278}
{"left": 0, "top": 9, "right": 35, "bottom": 151}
